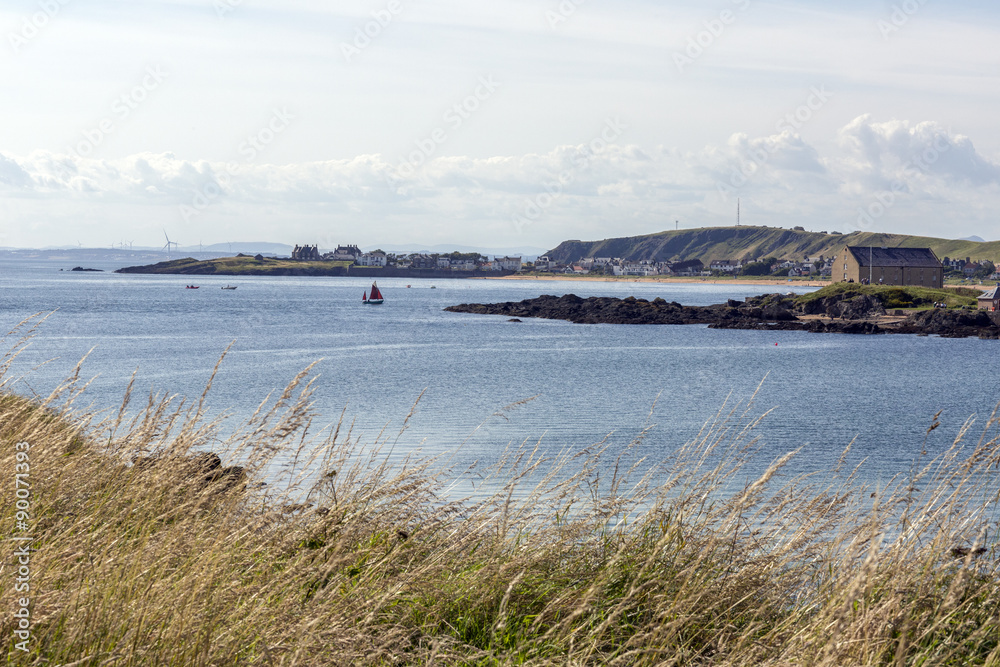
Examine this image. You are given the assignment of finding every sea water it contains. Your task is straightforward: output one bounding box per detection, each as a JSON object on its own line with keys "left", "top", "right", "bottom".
{"left": 1, "top": 258, "right": 997, "bottom": 492}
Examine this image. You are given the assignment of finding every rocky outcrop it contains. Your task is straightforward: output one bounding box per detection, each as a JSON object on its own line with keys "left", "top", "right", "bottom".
{"left": 132, "top": 451, "right": 247, "bottom": 491}
{"left": 833, "top": 294, "right": 886, "bottom": 320}
{"left": 798, "top": 293, "right": 886, "bottom": 319}
{"left": 445, "top": 293, "right": 1000, "bottom": 338}
{"left": 893, "top": 309, "right": 998, "bottom": 338}
{"left": 446, "top": 294, "right": 804, "bottom": 328}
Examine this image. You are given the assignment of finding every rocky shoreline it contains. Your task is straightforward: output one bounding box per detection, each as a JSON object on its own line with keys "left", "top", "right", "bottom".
{"left": 445, "top": 293, "right": 1000, "bottom": 338}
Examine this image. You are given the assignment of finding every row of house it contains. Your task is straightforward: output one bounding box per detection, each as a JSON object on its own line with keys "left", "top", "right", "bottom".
{"left": 536, "top": 255, "right": 833, "bottom": 278}
{"left": 392, "top": 253, "right": 521, "bottom": 271}
{"left": 534, "top": 256, "right": 710, "bottom": 277}
{"left": 290, "top": 244, "right": 522, "bottom": 271}
{"left": 708, "top": 257, "right": 833, "bottom": 277}
{"left": 941, "top": 257, "right": 995, "bottom": 278}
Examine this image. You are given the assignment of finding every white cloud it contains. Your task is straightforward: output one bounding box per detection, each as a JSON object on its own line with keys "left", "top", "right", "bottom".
{"left": 838, "top": 115, "right": 1000, "bottom": 190}
{"left": 2, "top": 115, "right": 1000, "bottom": 247}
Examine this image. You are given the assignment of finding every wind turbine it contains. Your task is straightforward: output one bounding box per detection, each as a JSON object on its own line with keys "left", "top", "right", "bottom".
{"left": 162, "top": 230, "right": 180, "bottom": 259}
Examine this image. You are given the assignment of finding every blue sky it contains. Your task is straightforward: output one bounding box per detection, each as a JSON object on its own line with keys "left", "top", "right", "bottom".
{"left": 1, "top": 0, "right": 999, "bottom": 249}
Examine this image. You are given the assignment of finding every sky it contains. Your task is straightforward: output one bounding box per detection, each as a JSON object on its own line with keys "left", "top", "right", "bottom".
{"left": 1, "top": 0, "right": 999, "bottom": 250}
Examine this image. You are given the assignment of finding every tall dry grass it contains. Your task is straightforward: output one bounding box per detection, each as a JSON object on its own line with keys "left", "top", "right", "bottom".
{"left": 3, "top": 314, "right": 1000, "bottom": 665}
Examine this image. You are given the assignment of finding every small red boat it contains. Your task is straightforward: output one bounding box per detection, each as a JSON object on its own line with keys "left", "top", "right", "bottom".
{"left": 363, "top": 281, "right": 384, "bottom": 304}
{"left": 185, "top": 285, "right": 200, "bottom": 289}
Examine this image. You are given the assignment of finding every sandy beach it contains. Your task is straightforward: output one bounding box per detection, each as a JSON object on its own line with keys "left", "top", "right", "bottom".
{"left": 478, "top": 274, "right": 990, "bottom": 290}
{"left": 476, "top": 274, "right": 833, "bottom": 288}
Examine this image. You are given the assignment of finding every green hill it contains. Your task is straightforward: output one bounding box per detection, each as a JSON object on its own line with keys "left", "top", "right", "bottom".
{"left": 545, "top": 227, "right": 1000, "bottom": 265}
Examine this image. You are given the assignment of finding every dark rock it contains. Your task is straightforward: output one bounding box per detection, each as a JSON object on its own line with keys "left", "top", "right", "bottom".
{"left": 206, "top": 465, "right": 247, "bottom": 491}
{"left": 131, "top": 451, "right": 245, "bottom": 491}
{"left": 444, "top": 293, "right": 1000, "bottom": 339}
{"left": 834, "top": 294, "right": 885, "bottom": 320}
{"left": 950, "top": 546, "right": 988, "bottom": 558}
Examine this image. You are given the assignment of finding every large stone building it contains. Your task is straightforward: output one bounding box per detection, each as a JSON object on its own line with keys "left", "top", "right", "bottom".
{"left": 331, "top": 245, "right": 361, "bottom": 261}
{"left": 833, "top": 246, "right": 943, "bottom": 287}
{"left": 291, "top": 244, "right": 320, "bottom": 261}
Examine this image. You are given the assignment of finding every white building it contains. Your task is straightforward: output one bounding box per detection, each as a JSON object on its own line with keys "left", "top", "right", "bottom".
{"left": 709, "top": 259, "right": 741, "bottom": 273}
{"left": 356, "top": 251, "right": 387, "bottom": 267}
{"left": 495, "top": 256, "right": 522, "bottom": 271}
{"left": 534, "top": 255, "right": 555, "bottom": 271}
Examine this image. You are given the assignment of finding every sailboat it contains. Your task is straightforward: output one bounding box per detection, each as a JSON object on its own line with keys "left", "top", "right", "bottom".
{"left": 363, "top": 281, "right": 384, "bottom": 305}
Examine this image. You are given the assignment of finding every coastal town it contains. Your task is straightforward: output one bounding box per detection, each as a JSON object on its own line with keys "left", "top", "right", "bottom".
{"left": 289, "top": 244, "right": 525, "bottom": 272}
{"left": 288, "top": 242, "right": 998, "bottom": 283}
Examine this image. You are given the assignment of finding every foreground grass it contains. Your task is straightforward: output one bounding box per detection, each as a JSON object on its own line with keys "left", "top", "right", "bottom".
{"left": 4, "top": 319, "right": 1000, "bottom": 664}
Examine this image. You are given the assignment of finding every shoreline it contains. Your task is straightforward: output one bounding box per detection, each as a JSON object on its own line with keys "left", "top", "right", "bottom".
{"left": 477, "top": 274, "right": 988, "bottom": 291}
{"left": 476, "top": 274, "right": 832, "bottom": 287}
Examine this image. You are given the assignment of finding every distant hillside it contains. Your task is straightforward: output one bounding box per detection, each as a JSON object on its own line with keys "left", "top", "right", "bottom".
{"left": 545, "top": 227, "right": 1000, "bottom": 265}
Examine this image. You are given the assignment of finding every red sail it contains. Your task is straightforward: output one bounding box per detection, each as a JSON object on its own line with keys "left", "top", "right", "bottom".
{"left": 362, "top": 291, "right": 367, "bottom": 301}
{"left": 369, "top": 282, "right": 383, "bottom": 300}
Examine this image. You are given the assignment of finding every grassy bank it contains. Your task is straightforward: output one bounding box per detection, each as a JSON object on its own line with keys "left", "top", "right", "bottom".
{"left": 115, "top": 256, "right": 354, "bottom": 275}
{"left": 4, "top": 319, "right": 1000, "bottom": 664}
{"left": 796, "top": 282, "right": 982, "bottom": 310}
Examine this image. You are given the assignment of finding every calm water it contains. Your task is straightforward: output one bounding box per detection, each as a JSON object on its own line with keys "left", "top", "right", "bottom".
{"left": 1, "top": 258, "right": 997, "bottom": 487}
